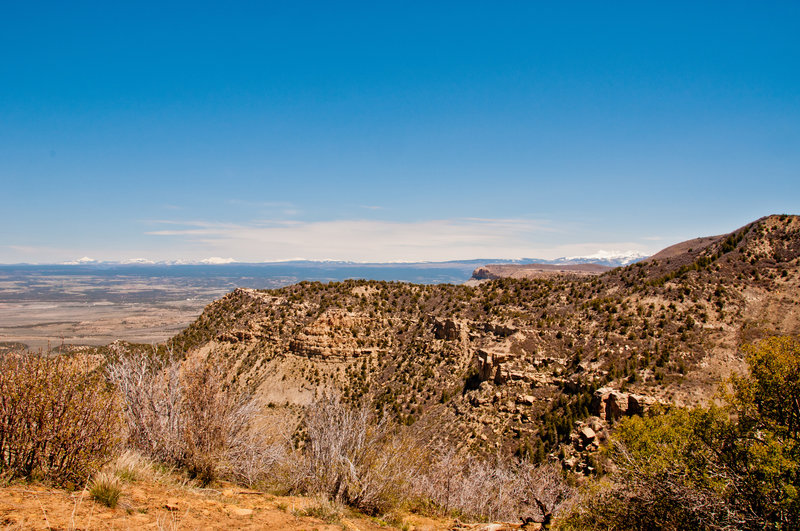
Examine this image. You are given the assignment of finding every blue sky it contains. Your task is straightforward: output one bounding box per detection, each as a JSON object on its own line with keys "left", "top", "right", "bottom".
{"left": 2, "top": 1, "right": 798, "bottom": 263}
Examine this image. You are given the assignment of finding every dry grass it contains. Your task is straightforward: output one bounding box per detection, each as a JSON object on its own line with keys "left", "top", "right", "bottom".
{"left": 89, "top": 471, "right": 122, "bottom": 508}
{"left": 293, "top": 495, "right": 346, "bottom": 524}
{"left": 108, "top": 450, "right": 151, "bottom": 483}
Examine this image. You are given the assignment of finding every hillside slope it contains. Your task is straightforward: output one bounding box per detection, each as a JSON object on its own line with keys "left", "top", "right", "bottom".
{"left": 169, "top": 215, "right": 800, "bottom": 464}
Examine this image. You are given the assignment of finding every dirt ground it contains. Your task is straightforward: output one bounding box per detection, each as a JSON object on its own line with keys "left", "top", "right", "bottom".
{"left": 0, "top": 480, "right": 453, "bottom": 531}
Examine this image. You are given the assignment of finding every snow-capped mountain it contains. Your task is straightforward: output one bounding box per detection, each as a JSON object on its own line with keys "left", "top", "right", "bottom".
{"left": 556, "top": 250, "right": 649, "bottom": 267}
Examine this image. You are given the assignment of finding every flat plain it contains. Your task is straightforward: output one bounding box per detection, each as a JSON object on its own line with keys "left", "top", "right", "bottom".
{"left": 0, "top": 262, "right": 477, "bottom": 349}
{"left": 0, "top": 269, "right": 233, "bottom": 349}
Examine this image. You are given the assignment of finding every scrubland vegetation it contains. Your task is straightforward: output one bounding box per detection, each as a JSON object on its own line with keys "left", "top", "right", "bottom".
{"left": 0, "top": 335, "right": 798, "bottom": 529}
{"left": 103, "top": 348, "right": 573, "bottom": 523}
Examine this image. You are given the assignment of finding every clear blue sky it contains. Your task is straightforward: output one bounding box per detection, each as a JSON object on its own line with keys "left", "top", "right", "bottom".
{"left": 2, "top": 1, "right": 798, "bottom": 263}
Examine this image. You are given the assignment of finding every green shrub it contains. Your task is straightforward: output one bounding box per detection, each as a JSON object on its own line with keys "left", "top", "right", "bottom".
{"left": 562, "top": 336, "right": 800, "bottom": 530}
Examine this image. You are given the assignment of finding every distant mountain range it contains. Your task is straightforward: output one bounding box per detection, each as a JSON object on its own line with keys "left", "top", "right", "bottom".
{"left": 52, "top": 252, "right": 648, "bottom": 269}
{"left": 0, "top": 253, "right": 650, "bottom": 292}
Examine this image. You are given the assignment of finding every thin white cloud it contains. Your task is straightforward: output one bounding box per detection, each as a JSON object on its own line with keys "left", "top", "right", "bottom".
{"left": 1, "top": 219, "right": 662, "bottom": 264}
{"left": 4, "top": 245, "right": 94, "bottom": 263}
{"left": 8, "top": 245, "right": 47, "bottom": 253}
{"left": 223, "top": 199, "right": 299, "bottom": 217}
{"left": 141, "top": 217, "right": 654, "bottom": 262}
{"left": 225, "top": 199, "right": 295, "bottom": 208}
{"left": 145, "top": 219, "right": 242, "bottom": 228}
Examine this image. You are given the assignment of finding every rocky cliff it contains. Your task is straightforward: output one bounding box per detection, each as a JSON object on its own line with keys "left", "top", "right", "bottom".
{"left": 471, "top": 263, "right": 612, "bottom": 281}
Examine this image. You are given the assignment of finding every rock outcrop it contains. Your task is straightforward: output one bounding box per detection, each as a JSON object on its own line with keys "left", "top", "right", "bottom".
{"left": 471, "top": 263, "right": 612, "bottom": 281}
{"left": 592, "top": 387, "right": 657, "bottom": 421}
{"left": 433, "top": 317, "right": 461, "bottom": 340}
{"left": 476, "top": 348, "right": 515, "bottom": 383}
{"left": 289, "top": 310, "right": 378, "bottom": 360}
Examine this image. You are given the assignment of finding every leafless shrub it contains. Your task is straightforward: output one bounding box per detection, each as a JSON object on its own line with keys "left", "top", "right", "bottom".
{"left": 418, "top": 446, "right": 575, "bottom": 524}
{"left": 225, "top": 427, "right": 292, "bottom": 489}
{"left": 516, "top": 460, "right": 577, "bottom": 526}
{"left": 296, "top": 395, "right": 425, "bottom": 514}
{"left": 107, "top": 349, "right": 257, "bottom": 485}
{"left": 180, "top": 358, "right": 255, "bottom": 485}
{"left": 107, "top": 353, "right": 576, "bottom": 521}
{"left": 0, "top": 353, "right": 120, "bottom": 487}
{"left": 106, "top": 348, "right": 183, "bottom": 464}
{"left": 277, "top": 396, "right": 575, "bottom": 521}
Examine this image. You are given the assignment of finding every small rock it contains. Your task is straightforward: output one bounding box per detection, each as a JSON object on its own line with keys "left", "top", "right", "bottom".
{"left": 164, "top": 499, "right": 180, "bottom": 511}
{"left": 579, "top": 426, "right": 596, "bottom": 445}
{"left": 516, "top": 394, "right": 535, "bottom": 406}
{"left": 232, "top": 507, "right": 253, "bottom": 516}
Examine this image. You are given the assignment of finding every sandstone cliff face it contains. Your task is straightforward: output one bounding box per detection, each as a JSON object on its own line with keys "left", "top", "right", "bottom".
{"left": 171, "top": 215, "right": 800, "bottom": 459}
{"left": 289, "top": 309, "right": 382, "bottom": 360}
{"left": 472, "top": 263, "right": 612, "bottom": 281}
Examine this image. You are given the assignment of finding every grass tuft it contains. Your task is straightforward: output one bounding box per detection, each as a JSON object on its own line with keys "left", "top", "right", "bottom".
{"left": 295, "top": 496, "right": 345, "bottom": 524}
{"left": 90, "top": 472, "right": 122, "bottom": 508}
